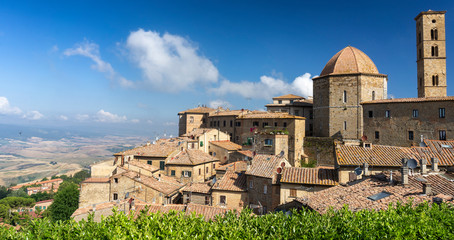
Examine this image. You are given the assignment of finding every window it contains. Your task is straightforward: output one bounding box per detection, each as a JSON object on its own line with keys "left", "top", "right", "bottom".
{"left": 264, "top": 185, "right": 268, "bottom": 194}
{"left": 113, "top": 193, "right": 118, "bottom": 200}
{"left": 249, "top": 180, "right": 253, "bottom": 189}
{"left": 235, "top": 121, "right": 241, "bottom": 127}
{"left": 375, "top": 131, "right": 379, "bottom": 139}
{"left": 283, "top": 122, "right": 287, "bottom": 128}
{"left": 294, "top": 110, "right": 299, "bottom": 116}
{"left": 206, "top": 167, "right": 209, "bottom": 173}
{"left": 419, "top": 48, "right": 422, "bottom": 60}
{"left": 264, "top": 139, "right": 273, "bottom": 146}
{"left": 368, "top": 191, "right": 392, "bottom": 201}
{"left": 220, "top": 195, "right": 226, "bottom": 205}
{"left": 171, "top": 170, "right": 175, "bottom": 176}
{"left": 199, "top": 168, "right": 201, "bottom": 175}
{"left": 262, "top": 122, "right": 268, "bottom": 128}
{"left": 412, "top": 109, "right": 419, "bottom": 118}
{"left": 289, "top": 189, "right": 297, "bottom": 197}
{"left": 368, "top": 111, "right": 374, "bottom": 118}
{"left": 278, "top": 100, "right": 282, "bottom": 104}
{"left": 223, "top": 120, "right": 226, "bottom": 127}
{"left": 189, "top": 116, "right": 194, "bottom": 123}
{"left": 230, "top": 120, "right": 233, "bottom": 127}
{"left": 205, "top": 196, "right": 210, "bottom": 205}
{"left": 183, "top": 171, "right": 192, "bottom": 177}
{"left": 343, "top": 121, "right": 347, "bottom": 131}
{"left": 418, "top": 32, "right": 422, "bottom": 43}
{"left": 409, "top": 131, "right": 414, "bottom": 140}
{"left": 431, "top": 45, "right": 439, "bottom": 57}
{"left": 439, "top": 108, "right": 446, "bottom": 118}
{"left": 147, "top": 160, "right": 152, "bottom": 165}
{"left": 253, "top": 121, "right": 259, "bottom": 127}
{"left": 431, "top": 28, "right": 438, "bottom": 40}
{"left": 309, "top": 111, "right": 313, "bottom": 119}
{"left": 191, "top": 142, "right": 195, "bottom": 149}
{"left": 186, "top": 193, "right": 191, "bottom": 203}
{"left": 372, "top": 91, "right": 375, "bottom": 100}
{"left": 385, "top": 110, "right": 390, "bottom": 118}
{"left": 114, "top": 178, "right": 119, "bottom": 183}
{"left": 217, "top": 121, "right": 220, "bottom": 126}
{"left": 439, "top": 130, "right": 447, "bottom": 140}
{"left": 210, "top": 121, "right": 213, "bottom": 127}
{"left": 420, "top": 78, "right": 423, "bottom": 86}
{"left": 343, "top": 90, "right": 347, "bottom": 103}
{"left": 274, "top": 122, "right": 278, "bottom": 127}
{"left": 160, "top": 161, "right": 165, "bottom": 170}
{"left": 432, "top": 75, "right": 439, "bottom": 86}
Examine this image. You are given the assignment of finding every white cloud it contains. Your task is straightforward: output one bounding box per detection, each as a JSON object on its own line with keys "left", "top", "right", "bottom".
{"left": 23, "top": 111, "right": 44, "bottom": 120}
{"left": 59, "top": 115, "right": 68, "bottom": 121}
{"left": 126, "top": 29, "right": 219, "bottom": 92}
{"left": 131, "top": 119, "right": 140, "bottom": 123}
{"left": 64, "top": 41, "right": 133, "bottom": 87}
{"left": 95, "top": 109, "right": 127, "bottom": 123}
{"left": 209, "top": 100, "right": 233, "bottom": 109}
{"left": 210, "top": 73, "right": 314, "bottom": 100}
{"left": 164, "top": 121, "right": 176, "bottom": 126}
{"left": 0, "top": 97, "right": 22, "bottom": 115}
{"left": 76, "top": 114, "right": 90, "bottom": 121}
{"left": 147, "top": 120, "right": 153, "bottom": 124}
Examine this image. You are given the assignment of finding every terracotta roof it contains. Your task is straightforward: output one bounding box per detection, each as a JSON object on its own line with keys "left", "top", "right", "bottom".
{"left": 239, "top": 111, "right": 305, "bottom": 119}
{"left": 133, "top": 203, "right": 238, "bottom": 221}
{"left": 245, "top": 155, "right": 288, "bottom": 183}
{"left": 182, "top": 182, "right": 212, "bottom": 194}
{"left": 209, "top": 109, "right": 249, "bottom": 117}
{"left": 336, "top": 144, "right": 416, "bottom": 167}
{"left": 35, "top": 199, "right": 53, "bottom": 204}
{"left": 362, "top": 96, "right": 454, "bottom": 104}
{"left": 300, "top": 174, "right": 436, "bottom": 214}
{"left": 237, "top": 150, "right": 254, "bottom": 158}
{"left": 166, "top": 149, "right": 217, "bottom": 166}
{"left": 319, "top": 46, "right": 382, "bottom": 77}
{"left": 272, "top": 94, "right": 305, "bottom": 100}
{"left": 281, "top": 167, "right": 339, "bottom": 186}
{"left": 216, "top": 161, "right": 248, "bottom": 172}
{"left": 389, "top": 172, "right": 454, "bottom": 197}
{"left": 114, "top": 170, "right": 183, "bottom": 196}
{"left": 417, "top": 140, "right": 454, "bottom": 166}
{"left": 178, "top": 106, "right": 215, "bottom": 115}
{"left": 126, "top": 159, "right": 160, "bottom": 173}
{"left": 210, "top": 141, "right": 242, "bottom": 151}
{"left": 133, "top": 204, "right": 186, "bottom": 218}
{"left": 116, "top": 139, "right": 182, "bottom": 158}
{"left": 82, "top": 178, "right": 110, "bottom": 183}
{"left": 212, "top": 170, "right": 247, "bottom": 192}
{"left": 10, "top": 178, "right": 63, "bottom": 190}
{"left": 182, "top": 128, "right": 215, "bottom": 138}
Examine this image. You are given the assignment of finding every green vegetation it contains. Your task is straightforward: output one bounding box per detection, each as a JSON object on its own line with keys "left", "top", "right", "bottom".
{"left": 48, "top": 182, "right": 79, "bottom": 222}
{"left": 1, "top": 202, "right": 454, "bottom": 239}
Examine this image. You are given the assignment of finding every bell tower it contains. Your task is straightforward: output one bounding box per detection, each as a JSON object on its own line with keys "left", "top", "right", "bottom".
{"left": 415, "top": 10, "right": 447, "bottom": 98}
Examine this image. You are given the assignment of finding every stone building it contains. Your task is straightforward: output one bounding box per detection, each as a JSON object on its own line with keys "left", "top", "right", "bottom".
{"left": 79, "top": 177, "right": 111, "bottom": 208}
{"left": 178, "top": 106, "right": 215, "bottom": 136}
{"left": 182, "top": 128, "right": 230, "bottom": 153}
{"left": 208, "top": 140, "right": 243, "bottom": 164}
{"left": 312, "top": 46, "right": 388, "bottom": 140}
{"left": 265, "top": 94, "right": 314, "bottom": 136}
{"left": 164, "top": 149, "right": 218, "bottom": 184}
{"left": 181, "top": 182, "right": 212, "bottom": 205}
{"left": 245, "top": 154, "right": 290, "bottom": 214}
{"left": 211, "top": 170, "right": 248, "bottom": 210}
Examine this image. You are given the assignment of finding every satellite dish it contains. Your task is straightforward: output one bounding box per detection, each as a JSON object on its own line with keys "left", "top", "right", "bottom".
{"left": 407, "top": 159, "right": 418, "bottom": 169}
{"left": 279, "top": 151, "right": 285, "bottom": 157}
{"left": 281, "top": 162, "right": 286, "bottom": 168}
{"left": 276, "top": 167, "right": 282, "bottom": 174}
{"left": 354, "top": 167, "right": 363, "bottom": 175}
{"left": 419, "top": 142, "right": 427, "bottom": 147}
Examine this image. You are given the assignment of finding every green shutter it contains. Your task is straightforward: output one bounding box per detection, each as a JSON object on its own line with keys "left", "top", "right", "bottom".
{"left": 188, "top": 171, "right": 192, "bottom": 177}
{"left": 200, "top": 141, "right": 203, "bottom": 147}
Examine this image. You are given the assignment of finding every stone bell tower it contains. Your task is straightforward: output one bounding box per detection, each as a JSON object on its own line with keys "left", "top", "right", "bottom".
{"left": 415, "top": 10, "right": 447, "bottom": 98}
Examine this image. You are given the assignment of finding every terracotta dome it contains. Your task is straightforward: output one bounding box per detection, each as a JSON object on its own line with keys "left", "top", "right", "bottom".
{"left": 320, "top": 46, "right": 379, "bottom": 77}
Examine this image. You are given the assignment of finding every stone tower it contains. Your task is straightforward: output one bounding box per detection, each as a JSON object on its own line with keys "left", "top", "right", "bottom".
{"left": 415, "top": 10, "right": 447, "bottom": 98}
{"left": 313, "top": 46, "right": 388, "bottom": 139}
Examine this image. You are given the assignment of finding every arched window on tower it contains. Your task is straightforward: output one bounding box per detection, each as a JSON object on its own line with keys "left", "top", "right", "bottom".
{"left": 431, "top": 29, "right": 438, "bottom": 40}
{"left": 343, "top": 91, "right": 347, "bottom": 103}
{"left": 432, "top": 75, "right": 439, "bottom": 86}
{"left": 372, "top": 91, "right": 375, "bottom": 100}
{"left": 431, "top": 46, "right": 439, "bottom": 57}
{"left": 418, "top": 32, "right": 422, "bottom": 44}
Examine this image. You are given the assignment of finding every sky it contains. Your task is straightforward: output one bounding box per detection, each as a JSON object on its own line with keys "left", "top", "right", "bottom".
{"left": 0, "top": 0, "right": 453, "bottom": 137}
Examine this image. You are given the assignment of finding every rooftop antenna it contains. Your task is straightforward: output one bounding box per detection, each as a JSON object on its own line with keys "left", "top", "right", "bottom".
{"left": 279, "top": 150, "right": 285, "bottom": 157}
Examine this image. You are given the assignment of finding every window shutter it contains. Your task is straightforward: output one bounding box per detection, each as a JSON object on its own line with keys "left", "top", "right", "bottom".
{"left": 188, "top": 171, "right": 192, "bottom": 177}
{"left": 181, "top": 171, "right": 184, "bottom": 176}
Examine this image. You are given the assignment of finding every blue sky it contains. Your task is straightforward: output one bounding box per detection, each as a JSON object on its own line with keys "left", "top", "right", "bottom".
{"left": 0, "top": 0, "right": 453, "bottom": 137}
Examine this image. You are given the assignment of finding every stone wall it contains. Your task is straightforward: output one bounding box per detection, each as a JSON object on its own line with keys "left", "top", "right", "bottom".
{"left": 211, "top": 190, "right": 247, "bottom": 210}
{"left": 246, "top": 176, "right": 280, "bottom": 214}
{"left": 303, "top": 137, "right": 336, "bottom": 166}
{"left": 182, "top": 192, "right": 210, "bottom": 205}
{"left": 79, "top": 182, "right": 110, "bottom": 208}
{"left": 165, "top": 162, "right": 217, "bottom": 184}
{"left": 280, "top": 183, "right": 331, "bottom": 204}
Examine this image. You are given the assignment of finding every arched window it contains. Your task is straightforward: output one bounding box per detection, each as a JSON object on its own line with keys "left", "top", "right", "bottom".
{"left": 418, "top": 32, "right": 422, "bottom": 43}
{"left": 431, "top": 29, "right": 438, "bottom": 40}
{"left": 372, "top": 91, "right": 375, "bottom": 100}
{"left": 431, "top": 46, "right": 439, "bottom": 57}
{"left": 343, "top": 90, "right": 347, "bottom": 103}
{"left": 432, "top": 75, "right": 439, "bottom": 86}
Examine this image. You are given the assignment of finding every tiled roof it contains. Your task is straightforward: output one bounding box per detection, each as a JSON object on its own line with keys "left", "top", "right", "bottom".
{"left": 115, "top": 170, "right": 183, "bottom": 196}
{"left": 10, "top": 178, "right": 63, "bottom": 190}
{"left": 166, "top": 149, "right": 217, "bottom": 166}
{"left": 212, "top": 170, "right": 247, "bottom": 192}
{"left": 35, "top": 199, "right": 54, "bottom": 204}
{"left": 209, "top": 109, "right": 249, "bottom": 117}
{"left": 300, "top": 174, "right": 435, "bottom": 214}
{"left": 216, "top": 161, "right": 248, "bottom": 172}
{"left": 281, "top": 167, "right": 338, "bottom": 186}
{"left": 272, "top": 94, "right": 305, "bottom": 100}
{"left": 178, "top": 106, "right": 215, "bottom": 115}
{"left": 239, "top": 111, "right": 305, "bottom": 119}
{"left": 245, "top": 154, "right": 288, "bottom": 183}
{"left": 126, "top": 160, "right": 160, "bottom": 173}
{"left": 419, "top": 140, "right": 454, "bottom": 166}
{"left": 182, "top": 128, "right": 214, "bottom": 138}
{"left": 82, "top": 178, "right": 110, "bottom": 183}
{"left": 210, "top": 141, "right": 242, "bottom": 151}
{"left": 182, "top": 182, "right": 212, "bottom": 194}
{"left": 389, "top": 172, "right": 454, "bottom": 197}
{"left": 133, "top": 204, "right": 186, "bottom": 218}
{"left": 336, "top": 144, "right": 416, "bottom": 167}
{"left": 116, "top": 139, "right": 182, "bottom": 158}
{"left": 361, "top": 96, "right": 454, "bottom": 104}
{"left": 237, "top": 150, "right": 254, "bottom": 158}
{"left": 319, "top": 46, "right": 381, "bottom": 77}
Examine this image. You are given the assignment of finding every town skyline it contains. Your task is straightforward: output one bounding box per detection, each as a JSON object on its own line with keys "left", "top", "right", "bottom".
{"left": 0, "top": 1, "right": 453, "bottom": 137}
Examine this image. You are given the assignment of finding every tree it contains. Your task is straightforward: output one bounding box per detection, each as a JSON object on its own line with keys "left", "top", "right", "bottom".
{"left": 0, "top": 186, "right": 11, "bottom": 200}
{"left": 30, "top": 191, "right": 54, "bottom": 202}
{"left": 71, "top": 170, "right": 90, "bottom": 184}
{"left": 7, "top": 188, "right": 29, "bottom": 198}
{"left": 48, "top": 182, "right": 79, "bottom": 221}
{"left": 0, "top": 197, "right": 35, "bottom": 208}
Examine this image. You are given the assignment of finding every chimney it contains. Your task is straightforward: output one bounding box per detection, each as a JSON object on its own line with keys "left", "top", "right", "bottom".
{"left": 431, "top": 158, "right": 439, "bottom": 172}
{"left": 401, "top": 166, "right": 409, "bottom": 185}
{"left": 420, "top": 158, "right": 428, "bottom": 175}
{"left": 423, "top": 183, "right": 432, "bottom": 195}
{"left": 363, "top": 162, "right": 369, "bottom": 176}
{"left": 92, "top": 204, "right": 96, "bottom": 212}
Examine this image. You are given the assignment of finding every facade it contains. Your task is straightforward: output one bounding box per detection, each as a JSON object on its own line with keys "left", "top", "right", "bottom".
{"left": 79, "top": 178, "right": 111, "bottom": 208}
{"left": 416, "top": 10, "right": 447, "bottom": 98}
{"left": 265, "top": 94, "right": 314, "bottom": 136}
{"left": 165, "top": 149, "right": 218, "bottom": 184}
{"left": 211, "top": 170, "right": 248, "bottom": 210}
{"left": 208, "top": 140, "right": 242, "bottom": 164}
{"left": 182, "top": 128, "right": 231, "bottom": 153}
{"left": 10, "top": 178, "right": 63, "bottom": 195}
{"left": 312, "top": 46, "right": 388, "bottom": 140}
{"left": 178, "top": 106, "right": 215, "bottom": 136}
{"left": 181, "top": 182, "right": 212, "bottom": 205}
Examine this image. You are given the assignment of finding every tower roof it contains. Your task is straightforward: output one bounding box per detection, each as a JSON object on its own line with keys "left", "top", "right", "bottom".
{"left": 319, "top": 46, "right": 380, "bottom": 77}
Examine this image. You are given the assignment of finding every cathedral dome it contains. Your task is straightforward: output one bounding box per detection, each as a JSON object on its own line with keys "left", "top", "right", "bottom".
{"left": 320, "top": 46, "right": 380, "bottom": 77}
